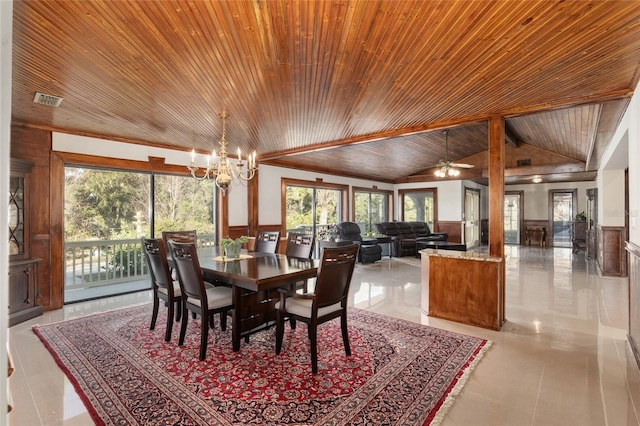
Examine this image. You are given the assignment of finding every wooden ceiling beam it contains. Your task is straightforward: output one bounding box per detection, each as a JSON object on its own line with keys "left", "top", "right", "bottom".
{"left": 260, "top": 89, "right": 632, "bottom": 161}
{"left": 504, "top": 124, "right": 519, "bottom": 147}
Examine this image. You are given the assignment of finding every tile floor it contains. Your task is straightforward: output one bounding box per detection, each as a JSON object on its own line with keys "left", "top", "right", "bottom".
{"left": 7, "top": 245, "right": 640, "bottom": 425}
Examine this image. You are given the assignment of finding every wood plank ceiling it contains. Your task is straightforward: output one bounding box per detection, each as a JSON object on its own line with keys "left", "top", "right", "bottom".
{"left": 11, "top": 1, "right": 640, "bottom": 184}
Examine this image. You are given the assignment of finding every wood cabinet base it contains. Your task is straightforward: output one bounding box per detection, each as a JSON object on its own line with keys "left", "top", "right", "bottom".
{"left": 421, "top": 250, "right": 504, "bottom": 331}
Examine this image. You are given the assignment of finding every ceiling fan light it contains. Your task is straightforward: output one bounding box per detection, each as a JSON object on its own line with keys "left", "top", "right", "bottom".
{"left": 435, "top": 168, "right": 446, "bottom": 178}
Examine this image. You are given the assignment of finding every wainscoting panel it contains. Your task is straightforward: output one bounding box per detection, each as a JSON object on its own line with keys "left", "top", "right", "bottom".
{"left": 627, "top": 241, "right": 640, "bottom": 370}
{"left": 597, "top": 226, "right": 627, "bottom": 277}
{"left": 437, "top": 221, "right": 462, "bottom": 244}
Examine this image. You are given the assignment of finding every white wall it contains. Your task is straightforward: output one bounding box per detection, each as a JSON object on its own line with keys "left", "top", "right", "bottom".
{"left": 504, "top": 181, "right": 595, "bottom": 220}
{"left": 1, "top": 1, "right": 12, "bottom": 421}
{"left": 597, "top": 86, "right": 637, "bottom": 232}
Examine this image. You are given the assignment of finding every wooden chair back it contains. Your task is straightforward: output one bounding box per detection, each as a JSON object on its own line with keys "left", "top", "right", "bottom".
{"left": 161, "top": 230, "right": 197, "bottom": 254}
{"left": 141, "top": 238, "right": 173, "bottom": 294}
{"left": 167, "top": 240, "right": 206, "bottom": 303}
{"left": 254, "top": 230, "right": 280, "bottom": 253}
{"left": 314, "top": 243, "right": 359, "bottom": 309}
{"left": 285, "top": 232, "right": 315, "bottom": 259}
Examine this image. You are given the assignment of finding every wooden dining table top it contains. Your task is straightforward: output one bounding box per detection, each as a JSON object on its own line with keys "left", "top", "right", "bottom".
{"left": 197, "top": 247, "right": 319, "bottom": 291}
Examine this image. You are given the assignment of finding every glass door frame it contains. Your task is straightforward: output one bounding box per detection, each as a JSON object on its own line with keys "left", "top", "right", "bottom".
{"left": 504, "top": 190, "right": 524, "bottom": 245}
{"left": 352, "top": 186, "right": 393, "bottom": 235}
{"left": 398, "top": 188, "right": 438, "bottom": 231}
{"left": 548, "top": 188, "right": 577, "bottom": 247}
{"left": 281, "top": 177, "right": 349, "bottom": 237}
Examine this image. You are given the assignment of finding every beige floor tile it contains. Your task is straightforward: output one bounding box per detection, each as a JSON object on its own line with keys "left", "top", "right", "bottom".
{"left": 7, "top": 246, "right": 640, "bottom": 426}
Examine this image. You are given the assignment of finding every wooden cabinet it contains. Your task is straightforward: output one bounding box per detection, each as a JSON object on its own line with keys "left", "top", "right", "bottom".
{"left": 421, "top": 251, "right": 504, "bottom": 331}
{"left": 8, "top": 258, "right": 42, "bottom": 327}
{"left": 8, "top": 159, "right": 43, "bottom": 326}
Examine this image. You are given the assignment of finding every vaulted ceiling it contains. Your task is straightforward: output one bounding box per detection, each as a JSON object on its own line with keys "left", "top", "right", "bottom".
{"left": 11, "top": 1, "right": 640, "bottom": 184}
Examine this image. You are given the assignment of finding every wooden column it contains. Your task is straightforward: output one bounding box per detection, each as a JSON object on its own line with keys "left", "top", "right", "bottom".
{"left": 488, "top": 116, "right": 506, "bottom": 326}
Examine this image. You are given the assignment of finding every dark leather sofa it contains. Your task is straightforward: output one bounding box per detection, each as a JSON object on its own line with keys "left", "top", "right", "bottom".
{"left": 375, "top": 221, "right": 448, "bottom": 257}
{"left": 335, "top": 221, "right": 382, "bottom": 263}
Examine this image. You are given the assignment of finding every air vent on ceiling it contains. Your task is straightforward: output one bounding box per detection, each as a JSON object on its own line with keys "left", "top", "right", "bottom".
{"left": 517, "top": 159, "right": 531, "bottom": 167}
{"left": 33, "top": 92, "right": 63, "bottom": 107}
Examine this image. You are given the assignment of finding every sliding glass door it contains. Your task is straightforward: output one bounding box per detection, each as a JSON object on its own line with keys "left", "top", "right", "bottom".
{"left": 353, "top": 188, "right": 392, "bottom": 235}
{"left": 285, "top": 185, "right": 342, "bottom": 238}
{"left": 64, "top": 166, "right": 216, "bottom": 302}
{"left": 400, "top": 189, "right": 437, "bottom": 231}
{"left": 550, "top": 189, "right": 577, "bottom": 247}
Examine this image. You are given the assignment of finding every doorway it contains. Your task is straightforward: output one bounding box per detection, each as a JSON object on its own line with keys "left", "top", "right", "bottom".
{"left": 464, "top": 188, "right": 480, "bottom": 248}
{"left": 504, "top": 191, "right": 524, "bottom": 245}
{"left": 549, "top": 189, "right": 577, "bottom": 248}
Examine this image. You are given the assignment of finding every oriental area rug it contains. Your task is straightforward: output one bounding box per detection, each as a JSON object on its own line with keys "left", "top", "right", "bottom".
{"left": 33, "top": 304, "right": 490, "bottom": 426}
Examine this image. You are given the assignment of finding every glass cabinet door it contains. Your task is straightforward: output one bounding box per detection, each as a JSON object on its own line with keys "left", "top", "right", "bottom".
{"left": 8, "top": 175, "right": 26, "bottom": 257}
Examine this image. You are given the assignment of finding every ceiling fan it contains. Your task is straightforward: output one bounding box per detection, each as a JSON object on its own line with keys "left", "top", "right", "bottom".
{"left": 431, "top": 130, "right": 474, "bottom": 177}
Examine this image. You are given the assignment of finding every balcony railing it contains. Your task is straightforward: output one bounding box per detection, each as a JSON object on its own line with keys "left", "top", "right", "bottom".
{"left": 64, "top": 234, "right": 216, "bottom": 291}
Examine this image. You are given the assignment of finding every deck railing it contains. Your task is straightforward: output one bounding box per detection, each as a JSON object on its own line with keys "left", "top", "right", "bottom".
{"left": 64, "top": 234, "right": 216, "bottom": 290}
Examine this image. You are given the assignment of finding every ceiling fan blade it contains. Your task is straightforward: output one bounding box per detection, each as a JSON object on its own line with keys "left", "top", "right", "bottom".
{"left": 449, "top": 162, "right": 474, "bottom": 169}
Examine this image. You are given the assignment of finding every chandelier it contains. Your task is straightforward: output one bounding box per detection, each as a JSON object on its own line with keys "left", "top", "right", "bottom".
{"left": 187, "top": 111, "right": 257, "bottom": 195}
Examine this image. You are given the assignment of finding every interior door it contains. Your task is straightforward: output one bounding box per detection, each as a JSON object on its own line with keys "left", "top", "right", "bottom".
{"left": 549, "top": 189, "right": 577, "bottom": 248}
{"left": 504, "top": 192, "right": 523, "bottom": 245}
{"left": 464, "top": 188, "right": 480, "bottom": 247}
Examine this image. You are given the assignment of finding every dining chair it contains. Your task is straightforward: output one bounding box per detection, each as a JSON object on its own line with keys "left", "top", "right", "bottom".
{"left": 168, "top": 240, "right": 234, "bottom": 361}
{"left": 141, "top": 237, "right": 183, "bottom": 342}
{"left": 253, "top": 230, "right": 280, "bottom": 253}
{"left": 161, "top": 230, "right": 197, "bottom": 255}
{"left": 275, "top": 243, "right": 359, "bottom": 374}
{"left": 285, "top": 232, "right": 315, "bottom": 292}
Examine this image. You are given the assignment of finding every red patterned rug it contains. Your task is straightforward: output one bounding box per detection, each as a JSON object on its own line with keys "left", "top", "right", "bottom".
{"left": 33, "top": 304, "right": 490, "bottom": 425}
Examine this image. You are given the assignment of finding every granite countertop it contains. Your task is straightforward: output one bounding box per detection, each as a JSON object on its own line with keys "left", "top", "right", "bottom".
{"left": 419, "top": 249, "right": 503, "bottom": 262}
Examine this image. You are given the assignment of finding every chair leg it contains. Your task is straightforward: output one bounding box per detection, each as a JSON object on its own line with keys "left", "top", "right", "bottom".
{"left": 175, "top": 300, "right": 182, "bottom": 322}
{"left": 165, "top": 299, "right": 174, "bottom": 341}
{"left": 220, "top": 310, "right": 228, "bottom": 331}
{"left": 150, "top": 295, "right": 159, "bottom": 330}
{"left": 209, "top": 313, "right": 216, "bottom": 329}
{"left": 309, "top": 324, "right": 318, "bottom": 374}
{"left": 178, "top": 302, "right": 188, "bottom": 346}
{"left": 275, "top": 310, "right": 284, "bottom": 355}
{"left": 199, "top": 315, "right": 209, "bottom": 361}
{"left": 341, "top": 312, "right": 351, "bottom": 356}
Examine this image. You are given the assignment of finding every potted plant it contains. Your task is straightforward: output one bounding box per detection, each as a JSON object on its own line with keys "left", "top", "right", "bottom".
{"left": 574, "top": 211, "right": 586, "bottom": 221}
{"left": 220, "top": 235, "right": 249, "bottom": 259}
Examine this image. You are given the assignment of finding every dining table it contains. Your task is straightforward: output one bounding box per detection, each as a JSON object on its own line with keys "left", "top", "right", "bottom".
{"left": 197, "top": 247, "right": 319, "bottom": 351}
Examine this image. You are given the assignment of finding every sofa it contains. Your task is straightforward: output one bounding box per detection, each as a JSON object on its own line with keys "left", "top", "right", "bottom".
{"left": 375, "top": 221, "right": 448, "bottom": 257}
{"left": 335, "top": 222, "right": 383, "bottom": 263}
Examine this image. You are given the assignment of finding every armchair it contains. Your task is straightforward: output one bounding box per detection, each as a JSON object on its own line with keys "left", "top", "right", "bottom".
{"left": 335, "top": 222, "right": 382, "bottom": 263}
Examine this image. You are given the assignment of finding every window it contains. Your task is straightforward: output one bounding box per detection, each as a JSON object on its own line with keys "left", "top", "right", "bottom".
{"left": 399, "top": 188, "right": 437, "bottom": 231}
{"left": 64, "top": 166, "right": 216, "bottom": 302}
{"left": 353, "top": 187, "right": 392, "bottom": 235}
{"left": 283, "top": 178, "right": 348, "bottom": 242}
